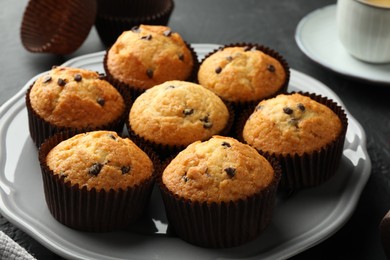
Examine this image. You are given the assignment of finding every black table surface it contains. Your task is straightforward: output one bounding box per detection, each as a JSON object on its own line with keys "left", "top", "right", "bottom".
{"left": 1, "top": 0, "right": 389, "bottom": 259}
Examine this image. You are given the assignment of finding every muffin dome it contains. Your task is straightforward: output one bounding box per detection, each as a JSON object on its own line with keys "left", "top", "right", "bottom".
{"left": 242, "top": 93, "right": 343, "bottom": 155}
{"left": 198, "top": 45, "right": 288, "bottom": 103}
{"left": 162, "top": 135, "right": 276, "bottom": 202}
{"left": 105, "top": 24, "right": 195, "bottom": 90}
{"left": 29, "top": 66, "right": 125, "bottom": 128}
{"left": 129, "top": 80, "right": 230, "bottom": 147}
{"left": 46, "top": 130, "right": 153, "bottom": 192}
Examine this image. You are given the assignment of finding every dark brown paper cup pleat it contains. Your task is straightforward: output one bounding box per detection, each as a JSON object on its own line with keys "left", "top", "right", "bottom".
{"left": 25, "top": 82, "right": 131, "bottom": 148}
{"left": 38, "top": 130, "right": 158, "bottom": 232}
{"left": 198, "top": 42, "right": 290, "bottom": 115}
{"left": 277, "top": 92, "right": 348, "bottom": 190}
{"left": 237, "top": 91, "right": 348, "bottom": 190}
{"left": 104, "top": 41, "right": 199, "bottom": 103}
{"left": 158, "top": 157, "right": 281, "bottom": 248}
{"left": 21, "top": 0, "right": 96, "bottom": 54}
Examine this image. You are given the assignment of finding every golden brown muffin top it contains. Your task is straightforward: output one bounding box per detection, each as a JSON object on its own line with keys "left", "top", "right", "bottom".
{"left": 198, "top": 46, "right": 286, "bottom": 102}
{"left": 242, "top": 93, "right": 342, "bottom": 155}
{"left": 162, "top": 136, "right": 275, "bottom": 203}
{"left": 129, "top": 80, "right": 229, "bottom": 146}
{"left": 29, "top": 66, "right": 125, "bottom": 128}
{"left": 106, "top": 24, "right": 194, "bottom": 90}
{"left": 46, "top": 131, "right": 154, "bottom": 192}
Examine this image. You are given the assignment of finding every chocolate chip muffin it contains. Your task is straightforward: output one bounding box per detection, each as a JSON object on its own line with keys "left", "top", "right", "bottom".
{"left": 26, "top": 66, "right": 128, "bottom": 147}
{"left": 198, "top": 43, "right": 289, "bottom": 106}
{"left": 159, "top": 136, "right": 281, "bottom": 248}
{"left": 104, "top": 24, "right": 198, "bottom": 100}
{"left": 128, "top": 80, "right": 231, "bottom": 157}
{"left": 242, "top": 92, "right": 348, "bottom": 189}
{"left": 39, "top": 130, "right": 156, "bottom": 231}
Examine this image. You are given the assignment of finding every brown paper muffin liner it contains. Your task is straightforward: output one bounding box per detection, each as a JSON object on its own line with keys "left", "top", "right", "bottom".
{"left": 38, "top": 130, "right": 160, "bottom": 232}
{"left": 21, "top": 0, "right": 96, "bottom": 54}
{"left": 158, "top": 156, "right": 281, "bottom": 248}
{"left": 95, "top": 0, "right": 174, "bottom": 47}
{"left": 103, "top": 41, "right": 199, "bottom": 103}
{"left": 126, "top": 102, "right": 236, "bottom": 161}
{"left": 25, "top": 80, "right": 132, "bottom": 148}
{"left": 235, "top": 91, "right": 348, "bottom": 190}
{"left": 198, "top": 42, "right": 290, "bottom": 118}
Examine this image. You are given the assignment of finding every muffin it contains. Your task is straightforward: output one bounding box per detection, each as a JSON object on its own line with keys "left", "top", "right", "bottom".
{"left": 159, "top": 135, "right": 281, "bottom": 248}
{"left": 198, "top": 43, "right": 289, "bottom": 109}
{"left": 128, "top": 80, "right": 231, "bottom": 158}
{"left": 21, "top": 0, "right": 97, "bottom": 54}
{"left": 26, "top": 66, "right": 129, "bottom": 147}
{"left": 95, "top": 0, "right": 174, "bottom": 47}
{"left": 39, "top": 130, "right": 156, "bottom": 231}
{"left": 104, "top": 24, "right": 198, "bottom": 100}
{"left": 241, "top": 92, "right": 348, "bottom": 189}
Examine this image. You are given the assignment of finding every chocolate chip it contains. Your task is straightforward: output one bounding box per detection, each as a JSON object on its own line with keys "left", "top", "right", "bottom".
{"left": 215, "top": 66, "right": 222, "bottom": 74}
{"left": 57, "top": 78, "right": 66, "bottom": 86}
{"left": 200, "top": 115, "right": 209, "bottom": 122}
{"left": 89, "top": 163, "right": 103, "bottom": 176}
{"left": 267, "top": 64, "right": 275, "bottom": 72}
{"left": 200, "top": 115, "right": 213, "bottom": 128}
{"left": 203, "top": 122, "right": 213, "bottom": 129}
{"left": 182, "top": 172, "right": 188, "bottom": 182}
{"left": 97, "top": 97, "right": 105, "bottom": 106}
{"left": 283, "top": 107, "right": 293, "bottom": 115}
{"left": 131, "top": 26, "right": 140, "bottom": 33}
{"left": 98, "top": 73, "right": 105, "bottom": 80}
{"left": 178, "top": 54, "right": 184, "bottom": 61}
{"left": 221, "top": 141, "right": 231, "bottom": 148}
{"left": 141, "top": 35, "right": 152, "bottom": 40}
{"left": 121, "top": 166, "right": 131, "bottom": 174}
{"left": 108, "top": 134, "right": 116, "bottom": 140}
{"left": 205, "top": 168, "right": 211, "bottom": 177}
{"left": 146, "top": 69, "right": 153, "bottom": 79}
{"left": 43, "top": 75, "right": 52, "bottom": 83}
{"left": 166, "top": 85, "right": 175, "bottom": 89}
{"left": 243, "top": 46, "right": 251, "bottom": 51}
{"left": 74, "top": 74, "right": 82, "bottom": 82}
{"left": 226, "top": 56, "right": 233, "bottom": 61}
{"left": 255, "top": 105, "right": 263, "bottom": 111}
{"left": 183, "top": 108, "right": 194, "bottom": 116}
{"left": 163, "top": 30, "right": 172, "bottom": 36}
{"left": 224, "top": 167, "right": 236, "bottom": 178}
{"left": 297, "top": 103, "right": 305, "bottom": 112}
{"left": 51, "top": 65, "right": 58, "bottom": 69}
{"left": 289, "top": 118, "right": 299, "bottom": 127}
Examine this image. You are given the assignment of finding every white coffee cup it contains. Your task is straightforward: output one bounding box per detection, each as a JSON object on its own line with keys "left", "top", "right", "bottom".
{"left": 336, "top": 0, "right": 390, "bottom": 63}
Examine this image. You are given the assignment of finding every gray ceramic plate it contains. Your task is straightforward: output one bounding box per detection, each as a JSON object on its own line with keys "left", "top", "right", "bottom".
{"left": 0, "top": 44, "right": 371, "bottom": 260}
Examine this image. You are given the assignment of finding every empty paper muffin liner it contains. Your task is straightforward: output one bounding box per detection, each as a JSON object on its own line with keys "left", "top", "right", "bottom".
{"left": 103, "top": 41, "right": 199, "bottom": 103}
{"left": 125, "top": 102, "right": 235, "bottom": 161}
{"left": 25, "top": 79, "right": 132, "bottom": 148}
{"left": 38, "top": 130, "right": 160, "bottom": 232}
{"left": 198, "top": 42, "right": 290, "bottom": 117}
{"left": 95, "top": 0, "right": 174, "bottom": 47}
{"left": 21, "top": 0, "right": 97, "bottom": 54}
{"left": 235, "top": 91, "right": 348, "bottom": 190}
{"left": 158, "top": 156, "right": 281, "bottom": 248}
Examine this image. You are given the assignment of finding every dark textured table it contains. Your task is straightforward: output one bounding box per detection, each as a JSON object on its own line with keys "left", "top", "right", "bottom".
{"left": 1, "top": 0, "right": 389, "bottom": 259}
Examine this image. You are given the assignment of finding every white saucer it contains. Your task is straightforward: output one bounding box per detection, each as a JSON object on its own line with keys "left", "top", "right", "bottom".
{"left": 295, "top": 4, "right": 390, "bottom": 85}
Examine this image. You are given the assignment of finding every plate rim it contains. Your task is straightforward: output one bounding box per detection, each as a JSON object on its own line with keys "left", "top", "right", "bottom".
{"left": 0, "top": 44, "right": 372, "bottom": 260}
{"left": 295, "top": 4, "right": 390, "bottom": 86}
